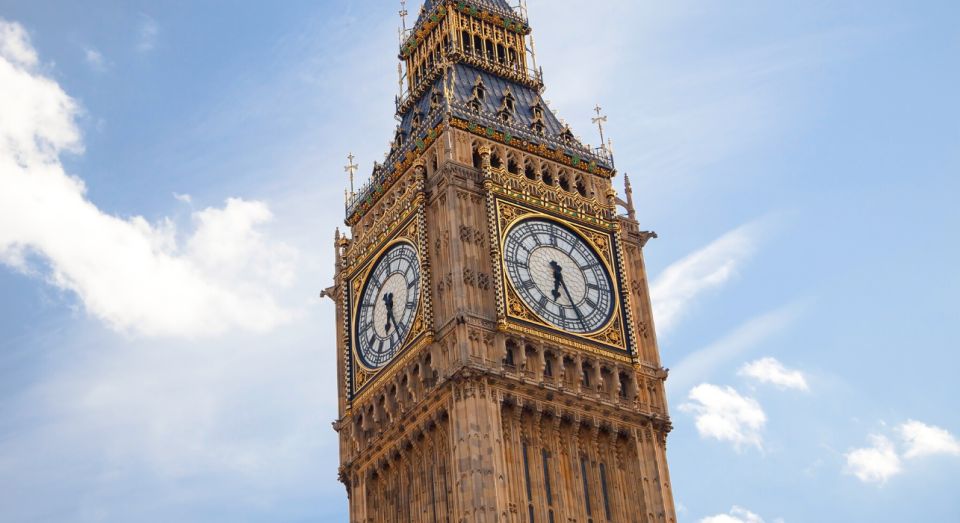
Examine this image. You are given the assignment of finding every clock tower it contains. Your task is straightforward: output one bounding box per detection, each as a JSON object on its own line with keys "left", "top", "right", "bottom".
{"left": 330, "top": 1, "right": 677, "bottom": 521}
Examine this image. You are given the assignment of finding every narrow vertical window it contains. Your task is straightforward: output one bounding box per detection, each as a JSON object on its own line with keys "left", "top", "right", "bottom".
{"left": 523, "top": 442, "right": 535, "bottom": 521}
{"left": 429, "top": 467, "right": 438, "bottom": 523}
{"left": 599, "top": 462, "right": 612, "bottom": 521}
{"left": 542, "top": 449, "right": 553, "bottom": 506}
{"left": 581, "top": 457, "right": 593, "bottom": 517}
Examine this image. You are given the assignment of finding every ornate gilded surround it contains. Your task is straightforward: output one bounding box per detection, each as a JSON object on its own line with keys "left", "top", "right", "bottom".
{"left": 343, "top": 183, "right": 435, "bottom": 404}
{"left": 484, "top": 167, "right": 636, "bottom": 362}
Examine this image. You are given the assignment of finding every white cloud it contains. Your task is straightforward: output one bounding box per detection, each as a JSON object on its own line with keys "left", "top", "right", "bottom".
{"left": 700, "top": 506, "right": 773, "bottom": 523}
{"left": 137, "top": 15, "right": 159, "bottom": 52}
{"left": 0, "top": 20, "right": 37, "bottom": 66}
{"left": 0, "top": 19, "right": 298, "bottom": 338}
{"left": 845, "top": 434, "right": 902, "bottom": 485}
{"left": 669, "top": 303, "right": 801, "bottom": 392}
{"left": 84, "top": 48, "right": 106, "bottom": 71}
{"left": 739, "top": 357, "right": 809, "bottom": 391}
{"left": 680, "top": 384, "right": 766, "bottom": 451}
{"left": 173, "top": 192, "right": 192, "bottom": 204}
{"left": 651, "top": 221, "right": 764, "bottom": 334}
{"left": 898, "top": 420, "right": 960, "bottom": 460}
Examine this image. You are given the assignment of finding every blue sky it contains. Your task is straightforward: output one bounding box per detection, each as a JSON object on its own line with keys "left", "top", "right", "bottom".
{"left": 0, "top": 1, "right": 957, "bottom": 522}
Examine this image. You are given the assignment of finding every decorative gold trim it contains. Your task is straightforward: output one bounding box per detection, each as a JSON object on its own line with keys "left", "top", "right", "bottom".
{"left": 492, "top": 202, "right": 629, "bottom": 354}
{"left": 345, "top": 188, "right": 437, "bottom": 402}
{"left": 349, "top": 239, "right": 425, "bottom": 373}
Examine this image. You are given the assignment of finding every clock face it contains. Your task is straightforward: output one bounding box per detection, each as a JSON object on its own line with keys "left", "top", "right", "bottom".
{"left": 354, "top": 243, "right": 421, "bottom": 369}
{"left": 503, "top": 218, "right": 615, "bottom": 334}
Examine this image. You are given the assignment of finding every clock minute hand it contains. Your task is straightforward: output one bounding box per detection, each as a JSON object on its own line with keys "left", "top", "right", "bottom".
{"left": 560, "top": 280, "right": 588, "bottom": 331}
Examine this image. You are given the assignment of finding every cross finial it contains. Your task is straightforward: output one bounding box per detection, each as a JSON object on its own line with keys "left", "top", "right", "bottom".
{"left": 591, "top": 104, "right": 608, "bottom": 153}
{"left": 399, "top": 0, "right": 409, "bottom": 32}
{"left": 345, "top": 152, "right": 359, "bottom": 196}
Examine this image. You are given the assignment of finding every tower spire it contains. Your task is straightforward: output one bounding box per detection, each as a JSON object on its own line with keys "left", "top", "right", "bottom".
{"left": 592, "top": 104, "right": 608, "bottom": 154}
{"left": 344, "top": 152, "right": 358, "bottom": 197}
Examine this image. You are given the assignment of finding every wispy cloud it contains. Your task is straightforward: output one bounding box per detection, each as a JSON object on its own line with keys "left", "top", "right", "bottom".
{"left": 700, "top": 506, "right": 784, "bottom": 523}
{"left": 651, "top": 220, "right": 767, "bottom": 335}
{"left": 83, "top": 47, "right": 106, "bottom": 71}
{"left": 0, "top": 20, "right": 37, "bottom": 66}
{"left": 680, "top": 384, "right": 767, "bottom": 451}
{"left": 845, "top": 434, "right": 902, "bottom": 485}
{"left": 898, "top": 420, "right": 960, "bottom": 460}
{"left": 668, "top": 303, "right": 802, "bottom": 392}
{"left": 845, "top": 420, "right": 959, "bottom": 485}
{"left": 0, "top": 19, "right": 297, "bottom": 338}
{"left": 739, "top": 357, "right": 809, "bottom": 391}
{"left": 137, "top": 15, "right": 159, "bottom": 52}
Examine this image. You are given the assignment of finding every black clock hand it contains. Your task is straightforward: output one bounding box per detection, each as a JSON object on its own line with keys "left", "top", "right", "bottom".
{"left": 389, "top": 314, "right": 402, "bottom": 337}
{"left": 549, "top": 261, "right": 563, "bottom": 300}
{"left": 560, "top": 279, "right": 588, "bottom": 331}
{"left": 383, "top": 292, "right": 395, "bottom": 333}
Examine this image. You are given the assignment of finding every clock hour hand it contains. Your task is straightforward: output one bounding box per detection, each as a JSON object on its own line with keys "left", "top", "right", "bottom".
{"left": 383, "top": 292, "right": 395, "bottom": 333}
{"left": 551, "top": 260, "right": 587, "bottom": 330}
{"left": 549, "top": 261, "right": 563, "bottom": 300}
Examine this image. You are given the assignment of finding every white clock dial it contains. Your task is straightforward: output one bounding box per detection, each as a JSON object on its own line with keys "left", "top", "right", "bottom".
{"left": 354, "top": 243, "right": 421, "bottom": 368}
{"left": 503, "top": 218, "right": 615, "bottom": 334}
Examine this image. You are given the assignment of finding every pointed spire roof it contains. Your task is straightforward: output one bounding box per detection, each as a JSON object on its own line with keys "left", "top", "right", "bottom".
{"left": 423, "top": 0, "right": 515, "bottom": 13}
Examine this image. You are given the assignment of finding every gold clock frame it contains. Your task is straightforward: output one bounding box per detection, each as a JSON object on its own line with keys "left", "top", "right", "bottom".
{"left": 499, "top": 213, "right": 619, "bottom": 336}
{"left": 342, "top": 176, "right": 435, "bottom": 404}
{"left": 489, "top": 197, "right": 631, "bottom": 361}
{"left": 350, "top": 239, "right": 424, "bottom": 373}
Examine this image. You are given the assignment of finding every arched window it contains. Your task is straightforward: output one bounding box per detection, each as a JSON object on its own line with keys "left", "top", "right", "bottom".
{"left": 524, "top": 161, "right": 537, "bottom": 180}
{"left": 575, "top": 175, "right": 588, "bottom": 196}
{"left": 462, "top": 30, "right": 472, "bottom": 53}
{"left": 542, "top": 166, "right": 554, "bottom": 186}
{"left": 472, "top": 146, "right": 483, "bottom": 169}
{"left": 507, "top": 157, "right": 520, "bottom": 175}
{"left": 559, "top": 171, "right": 571, "bottom": 192}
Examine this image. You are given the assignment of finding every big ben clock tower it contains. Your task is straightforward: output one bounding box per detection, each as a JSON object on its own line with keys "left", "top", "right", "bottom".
{"left": 329, "top": 1, "right": 677, "bottom": 521}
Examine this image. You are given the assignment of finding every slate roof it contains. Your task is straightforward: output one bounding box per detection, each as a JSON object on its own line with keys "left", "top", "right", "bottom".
{"left": 345, "top": 2, "right": 613, "bottom": 221}
{"left": 422, "top": 0, "right": 515, "bottom": 15}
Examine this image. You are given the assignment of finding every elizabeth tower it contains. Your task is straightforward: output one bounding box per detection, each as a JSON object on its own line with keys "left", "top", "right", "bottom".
{"left": 330, "top": 1, "right": 677, "bottom": 521}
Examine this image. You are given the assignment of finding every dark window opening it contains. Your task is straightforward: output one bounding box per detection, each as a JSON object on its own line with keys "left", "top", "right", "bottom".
{"left": 491, "top": 153, "right": 502, "bottom": 169}
{"left": 542, "top": 171, "right": 554, "bottom": 186}
{"left": 462, "top": 31, "right": 472, "bottom": 53}
{"left": 559, "top": 174, "right": 570, "bottom": 192}
{"left": 581, "top": 457, "right": 593, "bottom": 517}
{"left": 524, "top": 163, "right": 537, "bottom": 180}
{"left": 542, "top": 449, "right": 554, "bottom": 506}
{"left": 576, "top": 177, "right": 588, "bottom": 196}
{"left": 582, "top": 365, "right": 591, "bottom": 387}
{"left": 472, "top": 148, "right": 482, "bottom": 169}
{"left": 507, "top": 158, "right": 520, "bottom": 175}
{"left": 544, "top": 358, "right": 553, "bottom": 378}
{"left": 504, "top": 346, "right": 515, "bottom": 366}
{"left": 522, "top": 442, "right": 534, "bottom": 502}
{"left": 600, "top": 462, "right": 612, "bottom": 521}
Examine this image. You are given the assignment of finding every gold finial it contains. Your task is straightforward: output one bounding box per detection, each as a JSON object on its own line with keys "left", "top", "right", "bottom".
{"left": 592, "top": 104, "right": 608, "bottom": 153}
{"left": 344, "top": 152, "right": 359, "bottom": 196}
